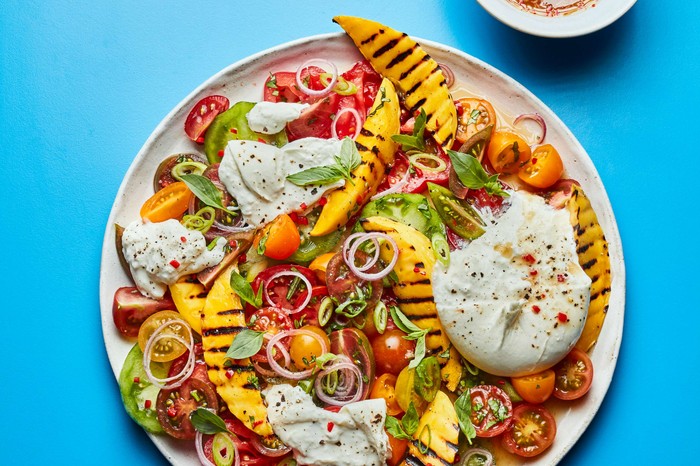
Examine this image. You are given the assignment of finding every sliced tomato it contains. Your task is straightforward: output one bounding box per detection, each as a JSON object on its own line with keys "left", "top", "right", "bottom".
{"left": 455, "top": 98, "right": 497, "bottom": 145}
{"left": 156, "top": 377, "right": 218, "bottom": 440}
{"left": 203, "top": 414, "right": 279, "bottom": 466}
{"left": 289, "top": 325, "right": 331, "bottom": 370}
{"left": 112, "top": 287, "right": 175, "bottom": 338}
{"left": 286, "top": 93, "right": 340, "bottom": 140}
{"left": 552, "top": 347, "right": 594, "bottom": 400}
{"left": 153, "top": 152, "right": 208, "bottom": 191}
{"left": 371, "top": 329, "right": 415, "bottom": 376}
{"left": 140, "top": 181, "right": 193, "bottom": 222}
{"left": 518, "top": 143, "right": 564, "bottom": 189}
{"left": 249, "top": 265, "right": 320, "bottom": 316}
{"left": 387, "top": 432, "right": 409, "bottom": 466}
{"left": 263, "top": 67, "right": 326, "bottom": 104}
{"left": 329, "top": 328, "right": 376, "bottom": 400}
{"left": 249, "top": 307, "right": 293, "bottom": 364}
{"left": 501, "top": 404, "right": 557, "bottom": 458}
{"left": 469, "top": 385, "right": 514, "bottom": 437}
{"left": 184, "top": 95, "right": 230, "bottom": 143}
{"left": 325, "top": 251, "right": 383, "bottom": 319}
{"left": 379, "top": 149, "right": 451, "bottom": 195}
{"left": 333, "top": 60, "right": 382, "bottom": 138}
{"left": 137, "top": 310, "right": 189, "bottom": 363}
{"left": 167, "top": 343, "right": 210, "bottom": 385}
{"left": 293, "top": 285, "right": 329, "bottom": 327}
{"left": 467, "top": 186, "right": 506, "bottom": 215}
{"left": 486, "top": 130, "right": 532, "bottom": 174}
{"left": 370, "top": 373, "right": 402, "bottom": 416}
{"left": 511, "top": 369, "right": 556, "bottom": 404}
{"left": 253, "top": 214, "right": 301, "bottom": 260}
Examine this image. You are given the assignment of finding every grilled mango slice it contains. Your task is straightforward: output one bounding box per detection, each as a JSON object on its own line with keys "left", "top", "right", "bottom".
{"left": 401, "top": 391, "right": 460, "bottom": 466}
{"left": 310, "top": 77, "right": 400, "bottom": 236}
{"left": 568, "top": 185, "right": 612, "bottom": 352}
{"left": 201, "top": 263, "right": 273, "bottom": 437}
{"left": 334, "top": 15, "right": 457, "bottom": 149}
{"left": 360, "top": 216, "right": 462, "bottom": 392}
{"left": 169, "top": 279, "right": 207, "bottom": 334}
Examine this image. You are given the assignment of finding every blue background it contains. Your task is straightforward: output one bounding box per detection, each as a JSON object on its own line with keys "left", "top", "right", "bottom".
{"left": 2, "top": 1, "right": 698, "bottom": 464}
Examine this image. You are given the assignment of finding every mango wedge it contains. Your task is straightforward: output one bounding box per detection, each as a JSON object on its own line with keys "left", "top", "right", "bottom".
{"left": 401, "top": 391, "right": 460, "bottom": 466}
{"left": 334, "top": 15, "right": 457, "bottom": 149}
{"left": 310, "top": 78, "right": 400, "bottom": 236}
{"left": 360, "top": 216, "right": 462, "bottom": 391}
{"left": 569, "top": 185, "right": 612, "bottom": 352}
{"left": 200, "top": 264, "right": 273, "bottom": 437}
{"left": 169, "top": 280, "right": 207, "bottom": 334}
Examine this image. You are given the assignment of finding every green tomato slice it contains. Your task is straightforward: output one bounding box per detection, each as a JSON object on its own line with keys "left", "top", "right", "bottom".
{"left": 427, "top": 182, "right": 486, "bottom": 240}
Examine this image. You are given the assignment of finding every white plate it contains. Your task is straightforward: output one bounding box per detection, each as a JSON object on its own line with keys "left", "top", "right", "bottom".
{"left": 100, "top": 32, "right": 625, "bottom": 465}
{"left": 477, "top": 0, "right": 637, "bottom": 38}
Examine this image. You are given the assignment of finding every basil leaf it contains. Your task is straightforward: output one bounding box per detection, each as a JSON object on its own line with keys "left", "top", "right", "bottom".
{"left": 286, "top": 165, "right": 344, "bottom": 186}
{"left": 454, "top": 390, "right": 477, "bottom": 445}
{"left": 466, "top": 109, "right": 481, "bottom": 126}
{"left": 180, "top": 174, "right": 227, "bottom": 210}
{"left": 385, "top": 416, "right": 412, "bottom": 441}
{"left": 389, "top": 305, "right": 423, "bottom": 335}
{"left": 408, "top": 335, "right": 427, "bottom": 369}
{"left": 391, "top": 109, "right": 427, "bottom": 151}
{"left": 225, "top": 329, "right": 264, "bottom": 359}
{"left": 402, "top": 402, "right": 420, "bottom": 436}
{"left": 190, "top": 408, "right": 230, "bottom": 435}
{"left": 446, "top": 150, "right": 509, "bottom": 198}
{"left": 229, "top": 270, "right": 262, "bottom": 308}
{"left": 339, "top": 137, "right": 361, "bottom": 172}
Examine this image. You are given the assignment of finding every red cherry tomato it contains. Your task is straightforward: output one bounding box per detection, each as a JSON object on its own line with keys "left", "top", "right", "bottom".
{"left": 552, "top": 347, "right": 594, "bottom": 400}
{"left": 203, "top": 414, "right": 279, "bottom": 466}
{"left": 379, "top": 150, "right": 451, "bottom": 195}
{"left": 501, "top": 404, "right": 557, "bottom": 458}
{"left": 293, "top": 285, "right": 330, "bottom": 327}
{"left": 325, "top": 251, "right": 383, "bottom": 317}
{"left": 371, "top": 329, "right": 415, "bottom": 376}
{"left": 249, "top": 307, "right": 293, "bottom": 364}
{"left": 112, "top": 287, "right": 175, "bottom": 338}
{"left": 329, "top": 328, "right": 376, "bottom": 400}
{"left": 167, "top": 343, "right": 210, "bottom": 385}
{"left": 249, "top": 264, "right": 320, "bottom": 316}
{"left": 469, "top": 385, "right": 514, "bottom": 437}
{"left": 184, "top": 95, "right": 230, "bottom": 143}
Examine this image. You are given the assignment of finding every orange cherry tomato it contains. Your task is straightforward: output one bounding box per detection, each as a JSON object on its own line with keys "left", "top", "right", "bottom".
{"left": 387, "top": 432, "right": 408, "bottom": 466}
{"left": 289, "top": 325, "right": 330, "bottom": 370}
{"left": 253, "top": 214, "right": 301, "bottom": 260}
{"left": 308, "top": 252, "right": 336, "bottom": 282}
{"left": 370, "top": 373, "right": 403, "bottom": 416}
{"left": 487, "top": 131, "right": 532, "bottom": 174}
{"left": 511, "top": 369, "right": 556, "bottom": 404}
{"left": 456, "top": 98, "right": 497, "bottom": 144}
{"left": 140, "top": 181, "right": 193, "bottom": 222}
{"left": 518, "top": 144, "right": 564, "bottom": 189}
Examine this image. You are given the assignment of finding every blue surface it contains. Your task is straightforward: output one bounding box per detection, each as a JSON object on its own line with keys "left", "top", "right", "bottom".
{"left": 2, "top": 1, "right": 698, "bottom": 464}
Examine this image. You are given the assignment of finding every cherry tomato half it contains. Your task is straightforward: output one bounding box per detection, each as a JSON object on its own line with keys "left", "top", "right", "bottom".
{"left": 289, "top": 325, "right": 331, "bottom": 370}
{"left": 167, "top": 343, "right": 210, "bottom": 385}
{"left": 156, "top": 377, "right": 219, "bottom": 440}
{"left": 469, "top": 385, "right": 514, "bottom": 437}
{"left": 293, "top": 285, "right": 329, "bottom": 327}
{"left": 249, "top": 307, "right": 293, "bottom": 364}
{"left": 511, "top": 369, "right": 556, "bottom": 404}
{"left": 325, "top": 251, "right": 383, "bottom": 318}
{"left": 253, "top": 214, "right": 301, "bottom": 260}
{"left": 184, "top": 95, "right": 230, "bottom": 143}
{"left": 387, "top": 432, "right": 409, "bottom": 466}
{"left": 487, "top": 130, "right": 532, "bottom": 174}
{"left": 137, "top": 310, "right": 189, "bottom": 363}
{"left": 140, "top": 181, "right": 193, "bottom": 223}
{"left": 456, "top": 98, "right": 497, "bottom": 144}
{"left": 371, "top": 329, "right": 415, "bottom": 376}
{"left": 153, "top": 153, "right": 208, "bottom": 191}
{"left": 112, "top": 287, "right": 175, "bottom": 338}
{"left": 518, "top": 143, "right": 564, "bottom": 189}
{"left": 250, "top": 264, "right": 319, "bottom": 316}
{"left": 501, "top": 404, "right": 557, "bottom": 458}
{"left": 370, "top": 373, "right": 403, "bottom": 416}
{"left": 552, "top": 347, "right": 594, "bottom": 400}
{"left": 329, "top": 328, "right": 376, "bottom": 400}
{"left": 379, "top": 150, "right": 451, "bottom": 194}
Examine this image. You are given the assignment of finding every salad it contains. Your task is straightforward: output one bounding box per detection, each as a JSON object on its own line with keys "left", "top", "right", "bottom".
{"left": 109, "top": 16, "right": 612, "bottom": 466}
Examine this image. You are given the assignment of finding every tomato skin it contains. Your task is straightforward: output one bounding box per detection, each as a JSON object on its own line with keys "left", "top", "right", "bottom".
{"left": 137, "top": 310, "right": 189, "bottom": 363}
{"left": 290, "top": 325, "right": 331, "bottom": 370}
{"left": 293, "top": 285, "right": 329, "bottom": 327}
{"left": 518, "top": 143, "right": 564, "bottom": 189}
{"left": 112, "top": 287, "right": 175, "bottom": 338}
{"left": 371, "top": 329, "right": 415, "bottom": 376}
{"left": 487, "top": 131, "right": 532, "bottom": 174}
{"left": 249, "top": 264, "right": 319, "bottom": 316}
{"left": 511, "top": 369, "right": 556, "bottom": 404}
{"left": 184, "top": 95, "right": 230, "bottom": 143}
{"left": 456, "top": 98, "right": 497, "bottom": 144}
{"left": 167, "top": 343, "right": 210, "bottom": 385}
{"left": 552, "top": 348, "right": 594, "bottom": 400}
{"left": 308, "top": 252, "right": 335, "bottom": 282}
{"left": 140, "top": 181, "right": 193, "bottom": 222}
{"left": 387, "top": 432, "right": 408, "bottom": 466}
{"left": 325, "top": 251, "right": 383, "bottom": 315}
{"left": 469, "top": 385, "right": 514, "bottom": 438}
{"left": 204, "top": 414, "right": 279, "bottom": 466}
{"left": 249, "top": 307, "right": 293, "bottom": 364}
{"left": 156, "top": 377, "right": 219, "bottom": 440}
{"left": 501, "top": 404, "right": 557, "bottom": 458}
{"left": 254, "top": 214, "right": 301, "bottom": 260}
{"left": 329, "top": 328, "right": 376, "bottom": 399}
{"left": 380, "top": 150, "right": 451, "bottom": 195}
{"left": 370, "top": 373, "right": 403, "bottom": 416}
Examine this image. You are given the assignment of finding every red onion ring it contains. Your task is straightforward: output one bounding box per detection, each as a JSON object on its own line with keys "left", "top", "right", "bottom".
{"left": 295, "top": 59, "right": 337, "bottom": 97}
{"left": 263, "top": 270, "right": 312, "bottom": 314}
{"left": 196, "top": 431, "right": 241, "bottom": 466}
{"left": 461, "top": 448, "right": 494, "bottom": 466}
{"left": 342, "top": 232, "right": 380, "bottom": 272}
{"left": 143, "top": 318, "right": 195, "bottom": 389}
{"left": 370, "top": 165, "right": 410, "bottom": 201}
{"left": 187, "top": 183, "right": 255, "bottom": 234}
{"left": 266, "top": 329, "right": 329, "bottom": 379}
{"left": 250, "top": 436, "right": 292, "bottom": 458}
{"left": 438, "top": 62, "right": 455, "bottom": 89}
{"left": 514, "top": 113, "right": 547, "bottom": 144}
{"left": 345, "top": 233, "right": 399, "bottom": 281}
{"left": 331, "top": 107, "right": 362, "bottom": 140}
{"left": 314, "top": 355, "right": 364, "bottom": 406}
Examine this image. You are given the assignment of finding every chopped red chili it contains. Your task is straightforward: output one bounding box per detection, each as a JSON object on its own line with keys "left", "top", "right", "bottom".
{"left": 558, "top": 312, "right": 568, "bottom": 323}
{"left": 532, "top": 305, "right": 541, "bottom": 314}
{"left": 327, "top": 422, "right": 334, "bottom": 432}
{"left": 170, "top": 259, "right": 180, "bottom": 268}
{"left": 522, "top": 254, "right": 536, "bottom": 264}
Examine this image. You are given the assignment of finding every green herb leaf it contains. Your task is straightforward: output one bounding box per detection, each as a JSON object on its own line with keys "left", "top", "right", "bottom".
{"left": 466, "top": 109, "right": 481, "bottom": 126}
{"left": 391, "top": 108, "right": 427, "bottom": 151}
{"left": 225, "top": 329, "right": 264, "bottom": 360}
{"left": 409, "top": 335, "right": 427, "bottom": 369}
{"left": 190, "top": 408, "right": 231, "bottom": 435}
{"left": 287, "top": 137, "right": 360, "bottom": 187}
{"left": 488, "top": 398, "right": 510, "bottom": 422}
{"left": 229, "top": 270, "right": 263, "bottom": 308}
{"left": 385, "top": 416, "right": 413, "bottom": 440}
{"left": 390, "top": 306, "right": 429, "bottom": 368}
{"left": 446, "top": 150, "right": 509, "bottom": 198}
{"left": 402, "top": 402, "right": 420, "bottom": 435}
{"left": 454, "top": 390, "right": 477, "bottom": 445}
{"left": 180, "top": 174, "right": 227, "bottom": 210}
{"left": 390, "top": 305, "right": 423, "bottom": 335}
{"left": 266, "top": 73, "right": 277, "bottom": 89}
{"left": 367, "top": 86, "right": 390, "bottom": 118}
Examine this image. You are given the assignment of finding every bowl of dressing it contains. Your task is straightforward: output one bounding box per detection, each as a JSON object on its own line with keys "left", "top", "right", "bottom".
{"left": 476, "top": 0, "right": 637, "bottom": 38}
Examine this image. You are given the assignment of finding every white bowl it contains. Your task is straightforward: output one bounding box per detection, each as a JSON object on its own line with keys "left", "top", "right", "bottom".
{"left": 477, "top": 0, "right": 637, "bottom": 38}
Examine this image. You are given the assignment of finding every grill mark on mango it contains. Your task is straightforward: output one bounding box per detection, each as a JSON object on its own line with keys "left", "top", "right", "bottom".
{"left": 202, "top": 325, "right": 247, "bottom": 337}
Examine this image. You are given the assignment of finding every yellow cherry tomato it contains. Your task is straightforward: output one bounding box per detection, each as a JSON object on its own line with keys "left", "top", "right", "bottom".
{"left": 487, "top": 130, "right": 532, "bottom": 174}
{"left": 370, "top": 373, "right": 403, "bottom": 416}
{"left": 511, "top": 369, "right": 556, "bottom": 404}
{"left": 308, "top": 252, "right": 336, "bottom": 282}
{"left": 518, "top": 144, "right": 564, "bottom": 189}
{"left": 253, "top": 214, "right": 301, "bottom": 260}
{"left": 289, "top": 325, "right": 330, "bottom": 370}
{"left": 140, "top": 181, "right": 193, "bottom": 222}
{"left": 137, "top": 310, "right": 189, "bottom": 363}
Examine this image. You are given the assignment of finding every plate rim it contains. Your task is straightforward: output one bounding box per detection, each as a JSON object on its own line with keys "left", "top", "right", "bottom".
{"left": 100, "top": 31, "right": 626, "bottom": 465}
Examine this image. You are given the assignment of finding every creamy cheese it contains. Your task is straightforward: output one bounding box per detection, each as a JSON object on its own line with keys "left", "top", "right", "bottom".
{"left": 121, "top": 219, "right": 226, "bottom": 299}
{"left": 246, "top": 101, "right": 309, "bottom": 134}
{"left": 218, "top": 138, "right": 344, "bottom": 226}
{"left": 266, "top": 384, "right": 390, "bottom": 466}
{"left": 433, "top": 191, "right": 591, "bottom": 377}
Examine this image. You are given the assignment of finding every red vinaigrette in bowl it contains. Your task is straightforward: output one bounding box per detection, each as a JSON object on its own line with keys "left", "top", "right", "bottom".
{"left": 507, "top": 0, "right": 598, "bottom": 16}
